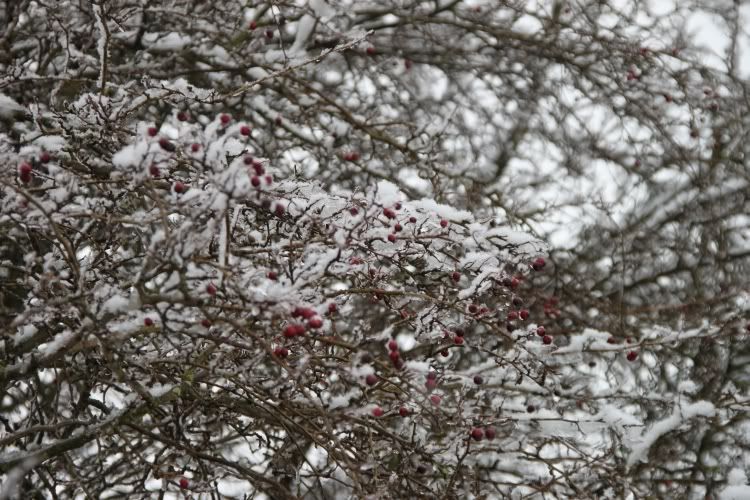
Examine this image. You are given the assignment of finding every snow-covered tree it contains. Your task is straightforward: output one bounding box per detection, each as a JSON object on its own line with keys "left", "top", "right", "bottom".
{"left": 1, "top": 1, "right": 749, "bottom": 498}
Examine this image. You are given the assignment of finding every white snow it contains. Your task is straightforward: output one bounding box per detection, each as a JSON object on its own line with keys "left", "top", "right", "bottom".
{"left": 113, "top": 141, "right": 150, "bottom": 169}
{"left": 93, "top": 4, "right": 108, "bottom": 90}
{"left": 102, "top": 294, "right": 131, "bottom": 314}
{"left": 310, "top": 0, "right": 336, "bottom": 18}
{"left": 411, "top": 198, "right": 472, "bottom": 222}
{"left": 12, "top": 324, "right": 38, "bottom": 346}
{"left": 142, "top": 32, "right": 192, "bottom": 51}
{"left": 290, "top": 15, "right": 316, "bottom": 55}
{"left": 626, "top": 400, "right": 715, "bottom": 467}
{"left": 374, "top": 180, "right": 403, "bottom": 207}
{"left": 327, "top": 389, "right": 359, "bottom": 410}
{"left": 40, "top": 330, "right": 76, "bottom": 356}
{"left": 148, "top": 384, "right": 175, "bottom": 398}
{"left": 720, "top": 469, "right": 750, "bottom": 499}
{"left": 0, "top": 94, "right": 27, "bottom": 117}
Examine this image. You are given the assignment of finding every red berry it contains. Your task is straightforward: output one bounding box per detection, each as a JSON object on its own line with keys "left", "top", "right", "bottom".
{"left": 252, "top": 161, "right": 265, "bottom": 175}
{"left": 430, "top": 394, "right": 441, "bottom": 406}
{"left": 264, "top": 175, "right": 273, "bottom": 185}
{"left": 527, "top": 405, "right": 535, "bottom": 413}
{"left": 159, "top": 138, "right": 176, "bottom": 152}
{"left": 439, "top": 219, "right": 448, "bottom": 228}
{"left": 510, "top": 277, "right": 521, "bottom": 289}
{"left": 532, "top": 257, "right": 546, "bottom": 270}
{"left": 274, "top": 204, "right": 285, "bottom": 217}
{"left": 284, "top": 324, "right": 305, "bottom": 338}
{"left": 275, "top": 116, "right": 282, "bottom": 126}
{"left": 426, "top": 371, "right": 438, "bottom": 380}
{"left": 409, "top": 216, "right": 417, "bottom": 224}
{"left": 607, "top": 337, "right": 617, "bottom": 344}
{"left": 265, "top": 29, "right": 274, "bottom": 39}
{"left": 394, "top": 223, "right": 403, "bottom": 232}
{"left": 387, "top": 234, "right": 397, "bottom": 243}
{"left": 349, "top": 207, "right": 359, "bottom": 216}
{"left": 251, "top": 176, "right": 261, "bottom": 187}
{"left": 19, "top": 162, "right": 32, "bottom": 183}
{"left": 388, "top": 340, "right": 398, "bottom": 351}
{"left": 173, "top": 181, "right": 186, "bottom": 193}
{"left": 399, "top": 406, "right": 409, "bottom": 417}
{"left": 308, "top": 317, "right": 323, "bottom": 329}
{"left": 389, "top": 350, "right": 400, "bottom": 362}
{"left": 470, "top": 428, "right": 483, "bottom": 441}
{"left": 468, "top": 304, "right": 478, "bottom": 314}
{"left": 249, "top": 20, "right": 257, "bottom": 30}
{"left": 267, "top": 271, "right": 278, "bottom": 280}
{"left": 144, "top": 317, "right": 154, "bottom": 327}
{"left": 147, "top": 126, "right": 158, "bottom": 137}
{"left": 293, "top": 307, "right": 316, "bottom": 319}
{"left": 536, "top": 326, "right": 546, "bottom": 337}
{"left": 404, "top": 59, "right": 413, "bottom": 70}
{"left": 201, "top": 319, "right": 211, "bottom": 328}
{"left": 519, "top": 309, "right": 530, "bottom": 320}
{"left": 240, "top": 125, "right": 251, "bottom": 136}
{"left": 542, "top": 335, "right": 552, "bottom": 345}
{"left": 220, "top": 113, "right": 231, "bottom": 124}
{"left": 383, "top": 208, "right": 396, "bottom": 219}
{"left": 179, "top": 477, "right": 189, "bottom": 489}
{"left": 394, "top": 202, "right": 402, "bottom": 210}
{"left": 473, "top": 375, "right": 483, "bottom": 385}
{"left": 507, "top": 311, "right": 518, "bottom": 321}
{"left": 191, "top": 143, "right": 201, "bottom": 152}
{"left": 454, "top": 336, "right": 464, "bottom": 345}
{"left": 365, "top": 374, "right": 378, "bottom": 386}
{"left": 177, "top": 111, "right": 188, "bottom": 122}
{"left": 327, "top": 303, "right": 337, "bottom": 314}
{"left": 372, "top": 406, "right": 384, "bottom": 417}
{"left": 627, "top": 351, "right": 638, "bottom": 362}
{"left": 451, "top": 271, "right": 461, "bottom": 282}
{"left": 39, "top": 152, "right": 51, "bottom": 163}
{"left": 440, "top": 349, "right": 449, "bottom": 357}
{"left": 206, "top": 283, "right": 217, "bottom": 296}
{"left": 425, "top": 379, "right": 437, "bottom": 391}
{"left": 244, "top": 155, "right": 254, "bottom": 165}
{"left": 366, "top": 46, "right": 376, "bottom": 55}
{"left": 273, "top": 347, "right": 289, "bottom": 358}
{"left": 484, "top": 427, "right": 496, "bottom": 440}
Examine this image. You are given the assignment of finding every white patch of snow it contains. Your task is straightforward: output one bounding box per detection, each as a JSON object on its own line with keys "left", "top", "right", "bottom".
{"left": 102, "top": 294, "right": 131, "bottom": 314}
{"left": 626, "top": 400, "right": 715, "bottom": 467}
